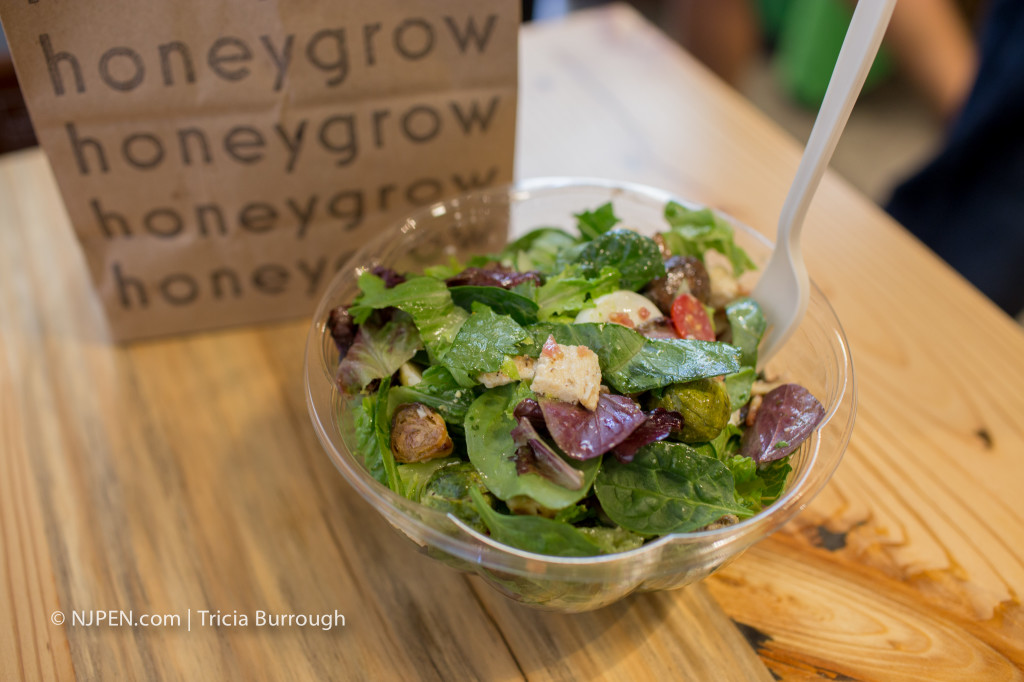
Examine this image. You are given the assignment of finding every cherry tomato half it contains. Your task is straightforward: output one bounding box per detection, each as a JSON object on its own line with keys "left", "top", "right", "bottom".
{"left": 670, "top": 293, "right": 715, "bottom": 341}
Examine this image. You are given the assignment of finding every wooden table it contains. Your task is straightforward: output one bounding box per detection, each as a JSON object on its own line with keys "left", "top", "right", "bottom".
{"left": 4, "top": 5, "right": 1023, "bottom": 679}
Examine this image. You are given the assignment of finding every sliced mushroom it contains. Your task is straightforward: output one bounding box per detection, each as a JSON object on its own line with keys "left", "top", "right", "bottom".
{"left": 697, "top": 514, "right": 740, "bottom": 532}
{"left": 390, "top": 403, "right": 453, "bottom": 463}
{"left": 505, "top": 495, "right": 558, "bottom": 518}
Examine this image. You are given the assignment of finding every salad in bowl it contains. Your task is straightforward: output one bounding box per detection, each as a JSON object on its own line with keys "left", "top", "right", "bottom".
{"left": 305, "top": 179, "right": 854, "bottom": 610}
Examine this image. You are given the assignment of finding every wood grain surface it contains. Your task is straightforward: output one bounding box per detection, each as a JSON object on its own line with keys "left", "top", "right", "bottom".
{"left": 3, "top": 5, "right": 1023, "bottom": 680}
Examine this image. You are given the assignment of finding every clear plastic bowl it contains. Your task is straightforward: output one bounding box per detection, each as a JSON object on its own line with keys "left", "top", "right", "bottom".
{"left": 304, "top": 178, "right": 856, "bottom": 612}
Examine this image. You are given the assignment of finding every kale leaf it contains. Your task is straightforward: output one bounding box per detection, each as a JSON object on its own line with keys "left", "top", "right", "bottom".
{"left": 572, "top": 229, "right": 666, "bottom": 290}
{"left": 449, "top": 285, "right": 539, "bottom": 325}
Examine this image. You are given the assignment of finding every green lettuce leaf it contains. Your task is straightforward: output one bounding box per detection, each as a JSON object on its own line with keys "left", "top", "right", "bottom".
{"left": 757, "top": 457, "right": 792, "bottom": 506}
{"left": 420, "top": 462, "right": 493, "bottom": 534}
{"left": 498, "top": 227, "right": 579, "bottom": 274}
{"left": 725, "top": 454, "right": 764, "bottom": 512}
{"left": 534, "top": 266, "right": 620, "bottom": 321}
{"left": 724, "top": 367, "right": 756, "bottom": 411}
{"left": 352, "top": 379, "right": 400, "bottom": 491}
{"left": 709, "top": 423, "right": 744, "bottom": 460}
{"left": 396, "top": 457, "right": 461, "bottom": 501}
{"left": 349, "top": 273, "right": 468, "bottom": 362}
{"left": 387, "top": 366, "right": 477, "bottom": 425}
{"left": 576, "top": 526, "right": 645, "bottom": 553}
{"left": 372, "top": 378, "right": 400, "bottom": 493}
{"left": 352, "top": 395, "right": 387, "bottom": 487}
{"left": 574, "top": 202, "right": 621, "bottom": 240}
{"left": 336, "top": 311, "right": 421, "bottom": 394}
{"left": 663, "top": 202, "right": 756, "bottom": 277}
{"left": 725, "top": 298, "right": 766, "bottom": 367}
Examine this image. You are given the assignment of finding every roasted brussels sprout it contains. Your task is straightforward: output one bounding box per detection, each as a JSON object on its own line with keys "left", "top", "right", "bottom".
{"left": 646, "top": 377, "right": 730, "bottom": 443}
{"left": 643, "top": 255, "right": 711, "bottom": 312}
{"left": 420, "top": 462, "right": 493, "bottom": 533}
{"left": 390, "top": 403, "right": 454, "bottom": 462}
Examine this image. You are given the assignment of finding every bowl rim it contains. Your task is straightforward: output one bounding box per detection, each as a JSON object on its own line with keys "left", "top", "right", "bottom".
{"left": 304, "top": 177, "right": 856, "bottom": 568}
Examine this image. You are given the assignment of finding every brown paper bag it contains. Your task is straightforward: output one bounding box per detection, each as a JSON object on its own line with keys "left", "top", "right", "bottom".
{"left": 0, "top": 0, "right": 518, "bottom": 340}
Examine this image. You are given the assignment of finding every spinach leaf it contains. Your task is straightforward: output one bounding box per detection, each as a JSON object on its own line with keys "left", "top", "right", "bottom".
{"left": 336, "top": 311, "right": 422, "bottom": 394}
{"left": 663, "top": 202, "right": 757, "bottom": 277}
{"left": 724, "top": 367, "right": 756, "bottom": 411}
{"left": 396, "top": 457, "right": 461, "bottom": 501}
{"left": 469, "top": 488, "right": 604, "bottom": 557}
{"left": 372, "top": 378, "right": 400, "bottom": 493}
{"left": 449, "top": 285, "right": 539, "bottom": 325}
{"left": 534, "top": 266, "right": 620, "bottom": 321}
{"left": 572, "top": 229, "right": 666, "bottom": 291}
{"left": 421, "top": 462, "right": 493, "bottom": 534}
{"left": 499, "top": 227, "right": 579, "bottom": 274}
{"left": 725, "top": 298, "right": 766, "bottom": 367}
{"left": 524, "top": 322, "right": 741, "bottom": 393}
{"left": 575, "top": 202, "right": 621, "bottom": 240}
{"left": 349, "top": 273, "right": 468, "bottom": 362}
{"left": 464, "top": 385, "right": 599, "bottom": 509}
{"left": 387, "top": 366, "right": 476, "bottom": 425}
{"left": 442, "top": 303, "right": 529, "bottom": 386}
{"left": 595, "top": 442, "right": 751, "bottom": 536}
{"left": 525, "top": 321, "right": 644, "bottom": 364}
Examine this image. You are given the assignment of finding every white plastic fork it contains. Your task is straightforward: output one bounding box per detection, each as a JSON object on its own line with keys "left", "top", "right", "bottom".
{"left": 754, "top": 0, "right": 897, "bottom": 363}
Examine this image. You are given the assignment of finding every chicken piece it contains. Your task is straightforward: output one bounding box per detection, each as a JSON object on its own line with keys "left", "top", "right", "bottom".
{"left": 477, "top": 356, "right": 536, "bottom": 388}
{"left": 751, "top": 378, "right": 786, "bottom": 396}
{"left": 744, "top": 394, "right": 763, "bottom": 427}
{"left": 708, "top": 265, "right": 740, "bottom": 309}
{"left": 530, "top": 335, "right": 602, "bottom": 411}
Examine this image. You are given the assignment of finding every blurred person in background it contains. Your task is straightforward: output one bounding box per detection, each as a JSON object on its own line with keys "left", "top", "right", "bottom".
{"left": 664, "top": 0, "right": 1023, "bottom": 316}
{"left": 886, "top": 0, "right": 1024, "bottom": 316}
